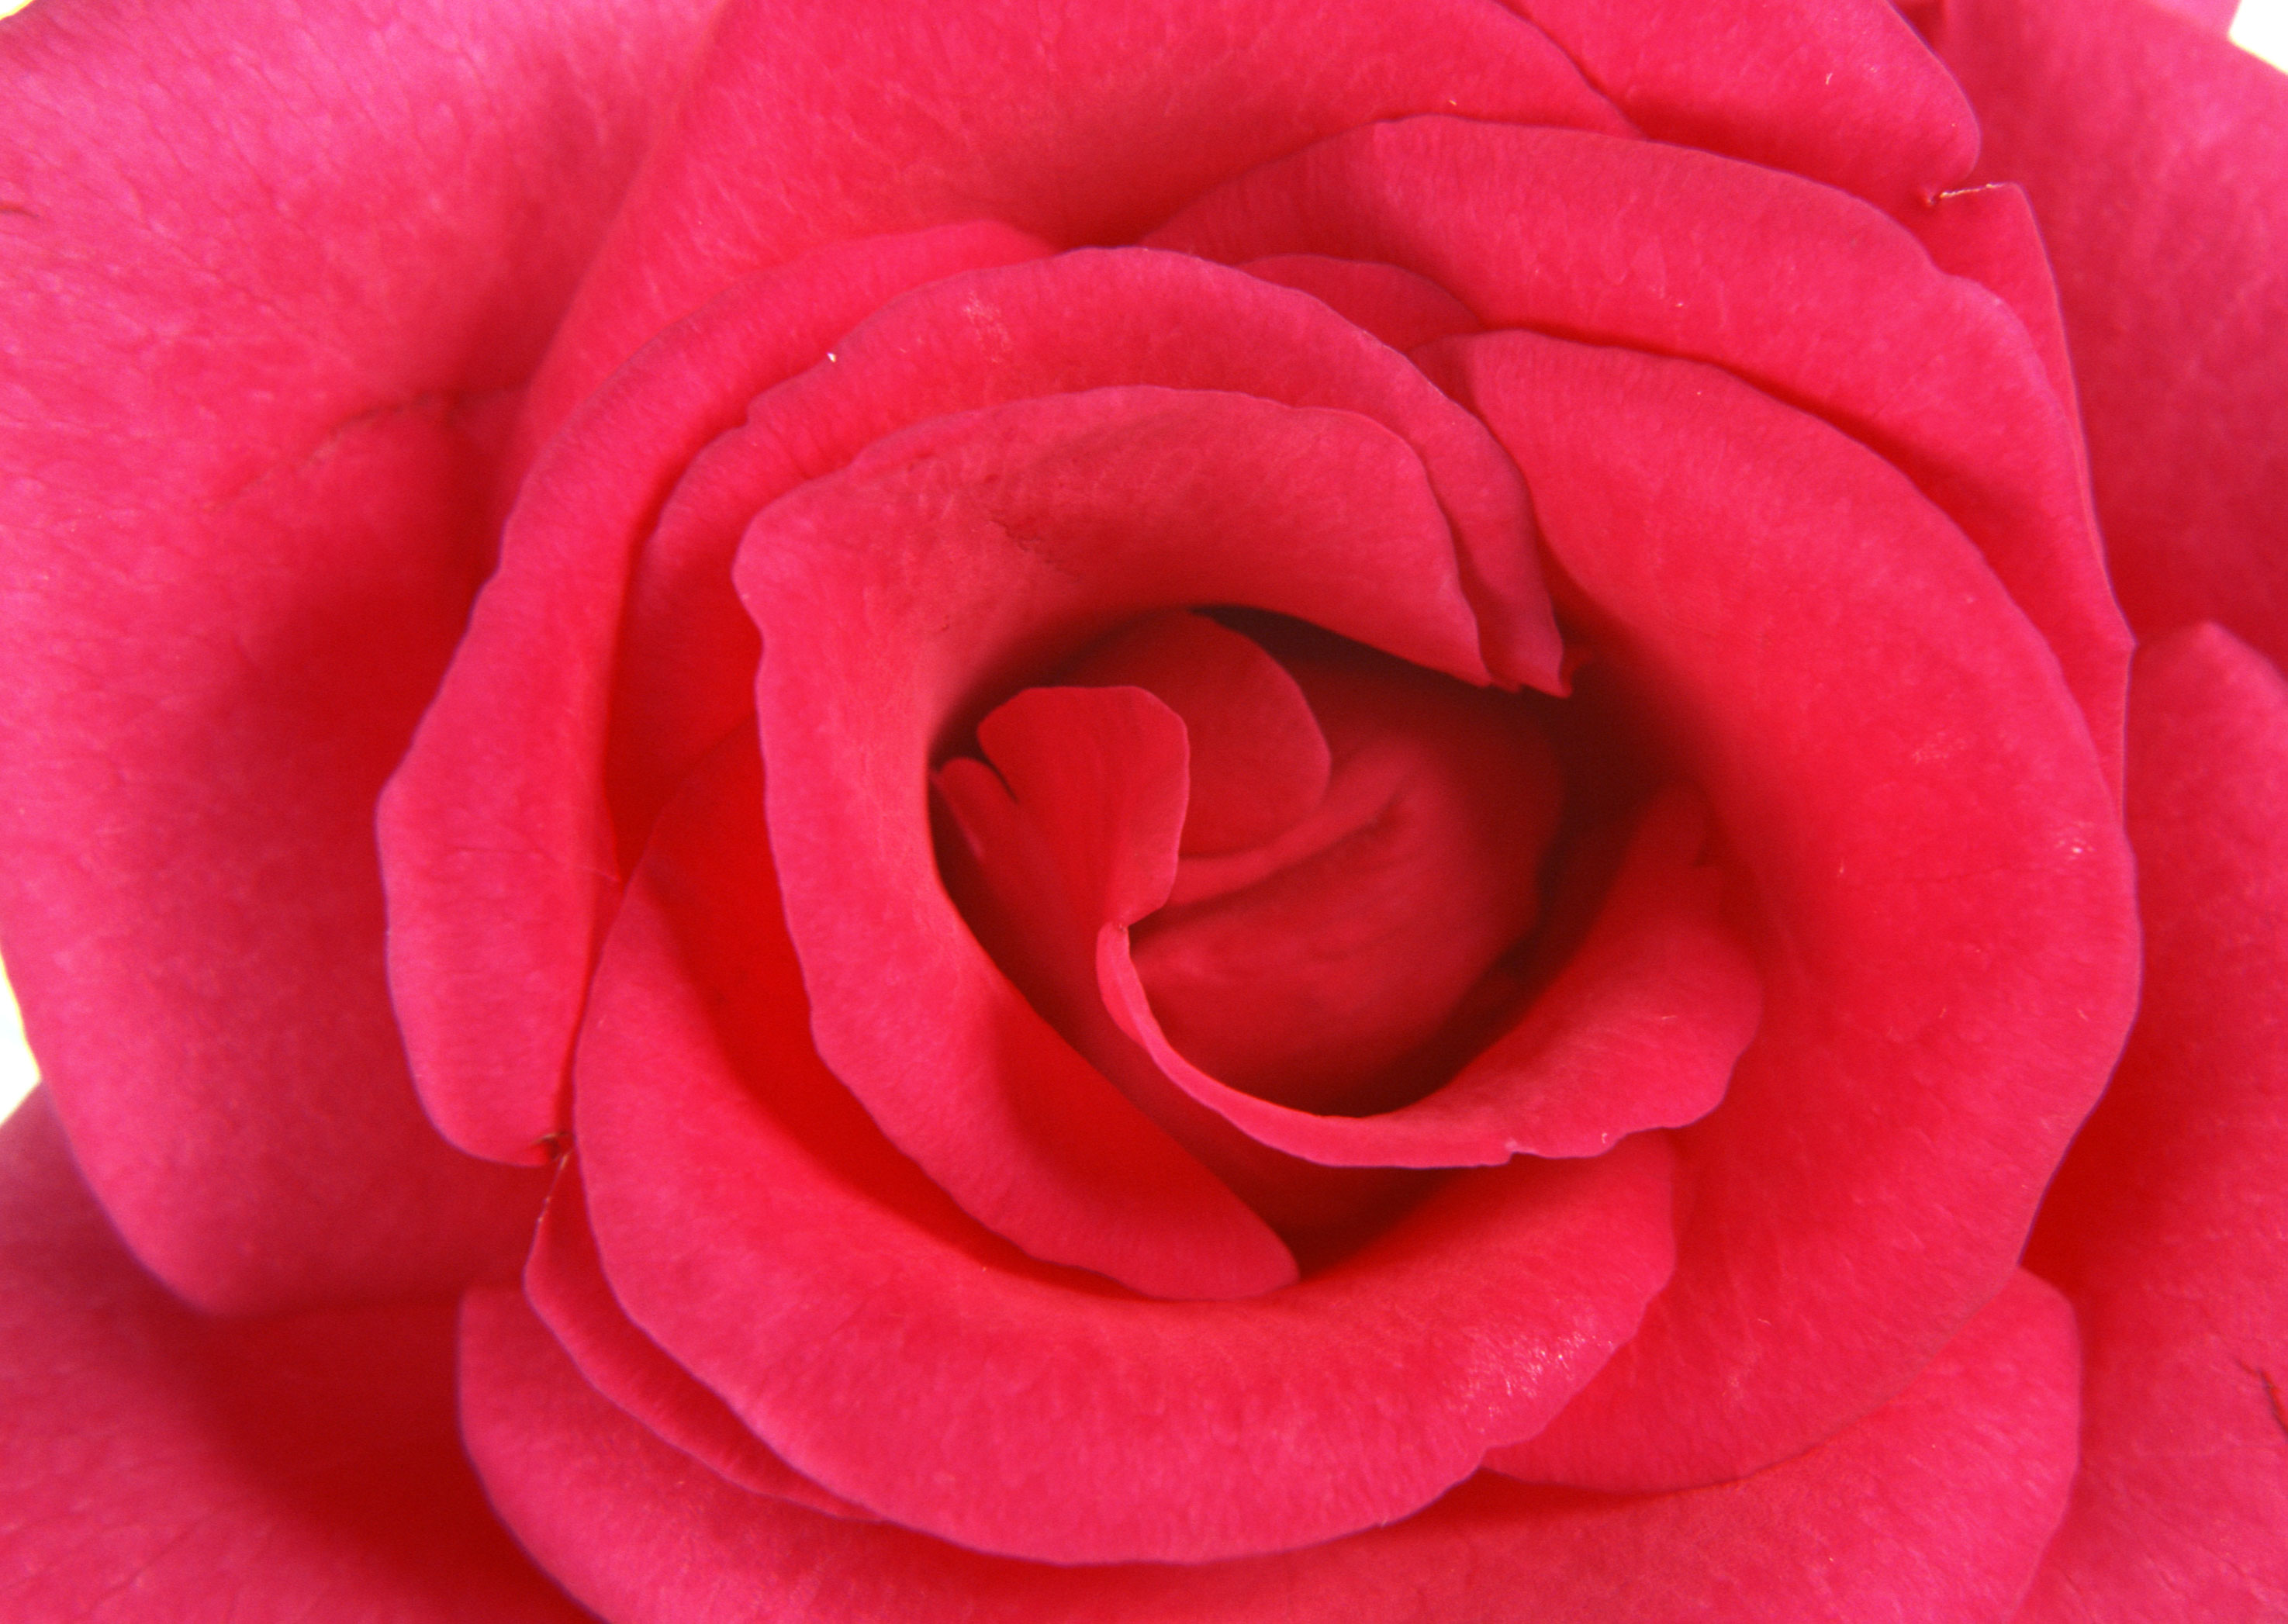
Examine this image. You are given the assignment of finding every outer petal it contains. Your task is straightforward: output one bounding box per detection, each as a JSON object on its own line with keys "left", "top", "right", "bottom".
{"left": 518, "top": 0, "right": 1626, "bottom": 441}
{"left": 1439, "top": 331, "right": 2138, "bottom": 1490}
{"left": 2017, "top": 626, "right": 2288, "bottom": 1620}
{"left": 0, "top": 1091, "right": 582, "bottom": 1622}
{"left": 523, "top": 1159, "right": 873, "bottom": 1522}
{"left": 1930, "top": 0, "right": 2288, "bottom": 667}
{"left": 379, "top": 223, "right": 1049, "bottom": 1165}
{"left": 1500, "top": 0, "right": 1977, "bottom": 213}
{"left": 0, "top": 0, "right": 715, "bottom": 1311}
{"left": 462, "top": 1265, "right": 2077, "bottom": 1623}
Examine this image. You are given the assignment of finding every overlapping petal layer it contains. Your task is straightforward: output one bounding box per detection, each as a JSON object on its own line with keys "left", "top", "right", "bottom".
{"left": 523, "top": 1163, "right": 869, "bottom": 1521}
{"left": 1933, "top": 0, "right": 2288, "bottom": 673}
{"left": 381, "top": 223, "right": 1049, "bottom": 1163}
{"left": 2017, "top": 625, "right": 2288, "bottom": 1619}
{"left": 1151, "top": 116, "right": 2127, "bottom": 787}
{"left": 734, "top": 383, "right": 1524, "bottom": 1294}
{"left": 0, "top": 1094, "right": 582, "bottom": 1620}
{"left": 463, "top": 1264, "right": 2078, "bottom": 1622}
{"left": 519, "top": 0, "right": 1626, "bottom": 443}
{"left": 1499, "top": 0, "right": 1977, "bottom": 212}
{"left": 0, "top": 0, "right": 718, "bottom": 1312}
{"left": 1427, "top": 330, "right": 2136, "bottom": 1490}
{"left": 1108, "top": 792, "right": 1755, "bottom": 1166}
{"left": 563, "top": 734, "right": 1679, "bottom": 1563}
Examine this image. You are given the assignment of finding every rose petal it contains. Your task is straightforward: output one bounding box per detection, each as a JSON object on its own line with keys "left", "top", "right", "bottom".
{"left": 2015, "top": 624, "right": 2288, "bottom": 1620}
{"left": 2136, "top": 0, "right": 2244, "bottom": 27}
{"left": 1102, "top": 790, "right": 1755, "bottom": 1166}
{"left": 0, "top": 0, "right": 710, "bottom": 1314}
{"left": 1498, "top": 0, "right": 1977, "bottom": 213}
{"left": 1124, "top": 637, "right": 1559, "bottom": 1112}
{"left": 737, "top": 385, "right": 1508, "bottom": 1295}
{"left": 461, "top": 1262, "right": 2075, "bottom": 1622}
{"left": 380, "top": 223, "right": 1047, "bottom": 1165}
{"left": 1913, "top": 182, "right": 2083, "bottom": 428}
{"left": 1059, "top": 610, "right": 1331, "bottom": 857}
{"left": 1240, "top": 256, "right": 1483, "bottom": 350}
{"left": 670, "top": 249, "right": 1561, "bottom": 691}
{"left": 572, "top": 732, "right": 1678, "bottom": 1564}
{"left": 0, "top": 1090, "right": 583, "bottom": 1621}
{"left": 1437, "top": 330, "right": 2138, "bottom": 1490}
{"left": 524, "top": 1159, "right": 870, "bottom": 1521}
{"left": 519, "top": 0, "right": 1625, "bottom": 441}
{"left": 1931, "top": 0, "right": 2288, "bottom": 671}
{"left": 936, "top": 686, "right": 1421, "bottom": 1253}
{"left": 1152, "top": 116, "right": 2129, "bottom": 790}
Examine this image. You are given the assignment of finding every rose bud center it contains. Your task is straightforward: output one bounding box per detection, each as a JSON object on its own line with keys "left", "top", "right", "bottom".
{"left": 937, "top": 609, "right": 1562, "bottom": 1127}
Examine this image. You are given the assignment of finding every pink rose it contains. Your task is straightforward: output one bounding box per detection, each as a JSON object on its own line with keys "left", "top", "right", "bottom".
{"left": 1, "top": 0, "right": 2281, "bottom": 1616}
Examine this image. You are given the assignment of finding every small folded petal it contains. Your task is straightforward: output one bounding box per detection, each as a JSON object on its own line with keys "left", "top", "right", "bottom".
{"left": 2017, "top": 625, "right": 2288, "bottom": 1620}
{"left": 1104, "top": 790, "right": 1755, "bottom": 1166}
{"left": 1059, "top": 611, "right": 1330, "bottom": 858}
{"left": 570, "top": 734, "right": 1678, "bottom": 1564}
{"left": 937, "top": 682, "right": 1418, "bottom": 1249}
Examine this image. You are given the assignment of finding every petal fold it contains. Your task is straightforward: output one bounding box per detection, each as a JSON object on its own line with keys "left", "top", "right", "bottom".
{"left": 520, "top": 0, "right": 1623, "bottom": 437}
{"left": 736, "top": 385, "right": 1505, "bottom": 1294}
{"left": 459, "top": 1259, "right": 2077, "bottom": 1622}
{"left": 2017, "top": 625, "right": 2288, "bottom": 1620}
{"left": 1440, "top": 330, "right": 2137, "bottom": 1490}
{"left": 1932, "top": 0, "right": 2288, "bottom": 671}
{"left": 572, "top": 734, "right": 1678, "bottom": 1564}
{"left": 1153, "top": 116, "right": 2128, "bottom": 789}
{"left": 0, "top": 1092, "right": 582, "bottom": 1621}
{"left": 1500, "top": 0, "right": 1978, "bottom": 211}
{"left": 381, "top": 223, "right": 1047, "bottom": 1164}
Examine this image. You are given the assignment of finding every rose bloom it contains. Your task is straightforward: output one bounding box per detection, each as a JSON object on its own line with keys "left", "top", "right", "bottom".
{"left": 1, "top": 0, "right": 2283, "bottom": 1617}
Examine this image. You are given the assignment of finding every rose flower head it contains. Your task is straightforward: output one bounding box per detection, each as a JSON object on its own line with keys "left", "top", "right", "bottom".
{"left": 1, "top": 0, "right": 2283, "bottom": 1617}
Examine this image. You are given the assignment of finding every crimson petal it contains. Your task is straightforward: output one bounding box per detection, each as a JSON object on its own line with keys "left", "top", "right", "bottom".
{"left": 668, "top": 249, "right": 1560, "bottom": 692}
{"left": 735, "top": 385, "right": 1503, "bottom": 1294}
{"left": 1932, "top": 0, "right": 2288, "bottom": 672}
{"left": 518, "top": 0, "right": 1623, "bottom": 439}
{"left": 381, "top": 223, "right": 1045, "bottom": 1165}
{"left": 572, "top": 733, "right": 1678, "bottom": 1564}
{"left": 461, "top": 1264, "right": 2076, "bottom": 1622}
{"left": 1153, "top": 116, "right": 2127, "bottom": 789}
{"left": 2016, "top": 626, "right": 2288, "bottom": 1619}
{"left": 524, "top": 1160, "right": 869, "bottom": 1521}
{"left": 0, "top": 1092, "right": 583, "bottom": 1620}
{"left": 1499, "top": 0, "right": 1976, "bottom": 213}
{"left": 1104, "top": 790, "right": 1755, "bottom": 1166}
{"left": 0, "top": 0, "right": 721, "bottom": 1310}
{"left": 1440, "top": 330, "right": 2137, "bottom": 1490}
